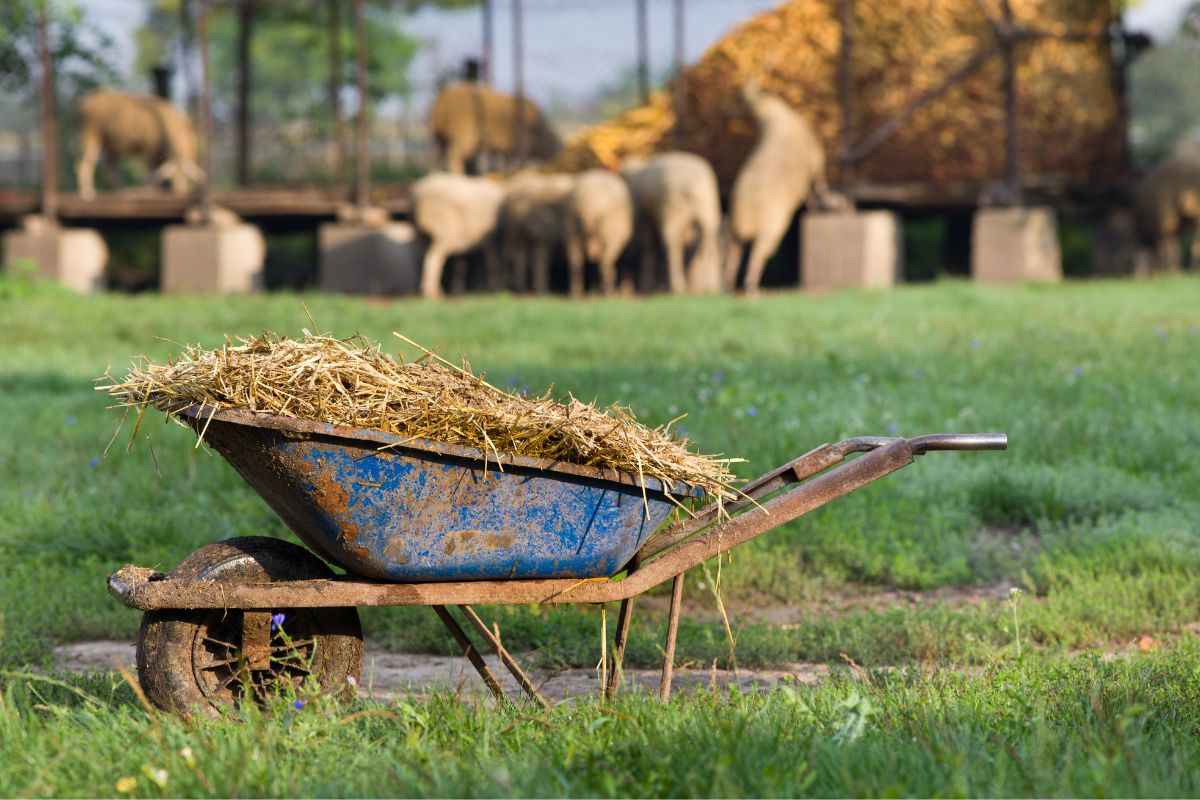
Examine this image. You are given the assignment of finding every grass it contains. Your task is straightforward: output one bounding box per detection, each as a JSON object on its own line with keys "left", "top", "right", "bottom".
{"left": 4, "top": 647, "right": 1200, "bottom": 797}
{"left": 1, "top": 275, "right": 1199, "bottom": 669}
{"left": 2, "top": 273, "right": 1199, "bottom": 795}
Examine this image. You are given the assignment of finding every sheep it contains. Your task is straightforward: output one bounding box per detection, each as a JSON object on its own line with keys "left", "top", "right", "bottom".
{"left": 499, "top": 172, "right": 576, "bottom": 294}
{"left": 410, "top": 173, "right": 506, "bottom": 299}
{"left": 1133, "top": 147, "right": 1200, "bottom": 274}
{"left": 429, "top": 81, "right": 562, "bottom": 174}
{"left": 725, "top": 83, "right": 834, "bottom": 295}
{"left": 621, "top": 152, "right": 722, "bottom": 294}
{"left": 75, "top": 89, "right": 203, "bottom": 201}
{"left": 563, "top": 169, "right": 633, "bottom": 297}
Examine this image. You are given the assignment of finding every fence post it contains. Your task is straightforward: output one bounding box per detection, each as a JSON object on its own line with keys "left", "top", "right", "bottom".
{"left": 197, "top": 0, "right": 213, "bottom": 219}
{"left": 481, "top": 0, "right": 494, "bottom": 84}
{"left": 353, "top": 0, "right": 370, "bottom": 209}
{"left": 837, "top": 0, "right": 855, "bottom": 190}
{"left": 636, "top": 0, "right": 649, "bottom": 106}
{"left": 513, "top": 0, "right": 526, "bottom": 164}
{"left": 36, "top": 1, "right": 57, "bottom": 220}
{"left": 1000, "top": 0, "right": 1022, "bottom": 205}
{"left": 236, "top": 0, "right": 254, "bottom": 187}
{"left": 673, "top": 0, "right": 685, "bottom": 148}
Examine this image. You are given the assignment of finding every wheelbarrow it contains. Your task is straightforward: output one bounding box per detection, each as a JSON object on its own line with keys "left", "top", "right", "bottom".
{"left": 107, "top": 405, "right": 1006, "bottom": 714}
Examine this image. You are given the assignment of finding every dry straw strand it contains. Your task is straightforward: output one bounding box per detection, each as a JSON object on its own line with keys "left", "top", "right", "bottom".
{"left": 98, "top": 331, "right": 739, "bottom": 502}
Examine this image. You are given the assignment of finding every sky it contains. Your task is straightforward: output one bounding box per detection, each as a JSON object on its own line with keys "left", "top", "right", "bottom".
{"left": 77, "top": 0, "right": 1197, "bottom": 113}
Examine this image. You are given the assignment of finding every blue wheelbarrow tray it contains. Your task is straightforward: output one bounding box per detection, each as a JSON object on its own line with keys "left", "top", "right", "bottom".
{"left": 179, "top": 405, "right": 704, "bottom": 582}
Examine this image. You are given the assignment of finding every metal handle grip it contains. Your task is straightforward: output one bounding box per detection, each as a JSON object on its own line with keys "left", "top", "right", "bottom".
{"left": 907, "top": 433, "right": 1008, "bottom": 453}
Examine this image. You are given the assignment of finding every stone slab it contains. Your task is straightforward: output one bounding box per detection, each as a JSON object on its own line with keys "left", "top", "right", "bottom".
{"left": 318, "top": 222, "right": 421, "bottom": 295}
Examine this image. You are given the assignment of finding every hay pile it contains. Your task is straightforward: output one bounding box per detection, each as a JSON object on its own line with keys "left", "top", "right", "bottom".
{"left": 99, "top": 332, "right": 738, "bottom": 502}
{"left": 556, "top": 0, "right": 1123, "bottom": 190}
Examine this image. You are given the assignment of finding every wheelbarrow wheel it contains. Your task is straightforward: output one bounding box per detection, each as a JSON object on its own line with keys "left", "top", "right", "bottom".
{"left": 136, "top": 536, "right": 363, "bottom": 717}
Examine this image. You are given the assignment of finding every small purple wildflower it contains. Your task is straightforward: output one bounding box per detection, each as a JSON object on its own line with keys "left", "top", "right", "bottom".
{"left": 292, "top": 699, "right": 305, "bottom": 710}
{"left": 970, "top": 337, "right": 981, "bottom": 349}
{"left": 914, "top": 369, "right": 926, "bottom": 379}
{"left": 507, "top": 377, "right": 519, "bottom": 387}
{"left": 713, "top": 370, "right": 725, "bottom": 384}
{"left": 270, "top": 612, "right": 286, "bottom": 631}
{"left": 887, "top": 423, "right": 898, "bottom": 434}
{"left": 89, "top": 457, "right": 100, "bottom": 467}
{"left": 1072, "top": 366, "right": 1084, "bottom": 378}
{"left": 746, "top": 405, "right": 759, "bottom": 418}
{"left": 65, "top": 415, "right": 77, "bottom": 426}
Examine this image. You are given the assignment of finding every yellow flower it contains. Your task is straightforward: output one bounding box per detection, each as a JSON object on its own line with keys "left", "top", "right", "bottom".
{"left": 115, "top": 776, "right": 137, "bottom": 793}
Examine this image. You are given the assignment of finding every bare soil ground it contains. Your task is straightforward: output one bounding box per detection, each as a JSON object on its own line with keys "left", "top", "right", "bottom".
{"left": 51, "top": 639, "right": 828, "bottom": 702}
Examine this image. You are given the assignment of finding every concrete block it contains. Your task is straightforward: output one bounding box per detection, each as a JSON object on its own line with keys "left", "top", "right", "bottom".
{"left": 3, "top": 225, "right": 108, "bottom": 292}
{"left": 971, "top": 206, "right": 1062, "bottom": 283}
{"left": 802, "top": 210, "right": 900, "bottom": 291}
{"left": 160, "top": 223, "right": 265, "bottom": 293}
{"left": 318, "top": 222, "right": 421, "bottom": 295}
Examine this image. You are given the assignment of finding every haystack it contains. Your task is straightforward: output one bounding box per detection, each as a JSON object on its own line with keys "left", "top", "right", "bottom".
{"left": 557, "top": 0, "right": 1124, "bottom": 191}
{"left": 99, "top": 332, "right": 738, "bottom": 502}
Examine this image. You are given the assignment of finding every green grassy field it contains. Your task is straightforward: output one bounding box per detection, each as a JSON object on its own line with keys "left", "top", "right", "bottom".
{"left": 1, "top": 273, "right": 1198, "bottom": 795}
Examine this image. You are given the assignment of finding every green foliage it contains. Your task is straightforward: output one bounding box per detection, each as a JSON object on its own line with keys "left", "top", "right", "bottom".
{"left": 3, "top": 650, "right": 1200, "bottom": 796}
{"left": 0, "top": 0, "right": 117, "bottom": 97}
{"left": 1, "top": 279, "right": 1199, "bottom": 672}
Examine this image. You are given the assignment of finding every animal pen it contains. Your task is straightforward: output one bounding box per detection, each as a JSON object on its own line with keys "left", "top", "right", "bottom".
{"left": 1, "top": 0, "right": 1145, "bottom": 287}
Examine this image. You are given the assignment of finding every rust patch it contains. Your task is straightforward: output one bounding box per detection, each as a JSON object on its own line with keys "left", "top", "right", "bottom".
{"left": 442, "top": 530, "right": 517, "bottom": 557}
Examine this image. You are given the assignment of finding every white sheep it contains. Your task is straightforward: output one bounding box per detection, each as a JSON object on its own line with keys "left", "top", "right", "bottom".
{"left": 410, "top": 172, "right": 506, "bottom": 299}
{"left": 563, "top": 169, "right": 634, "bottom": 297}
{"left": 499, "top": 172, "right": 576, "bottom": 294}
{"left": 622, "top": 152, "right": 722, "bottom": 294}
{"left": 725, "top": 83, "right": 834, "bottom": 295}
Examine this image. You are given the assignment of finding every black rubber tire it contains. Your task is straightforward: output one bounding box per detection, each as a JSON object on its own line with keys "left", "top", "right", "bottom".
{"left": 136, "top": 537, "right": 363, "bottom": 717}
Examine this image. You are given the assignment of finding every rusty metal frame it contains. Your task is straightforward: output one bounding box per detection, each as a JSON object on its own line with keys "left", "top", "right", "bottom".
{"left": 110, "top": 432, "right": 1004, "bottom": 705}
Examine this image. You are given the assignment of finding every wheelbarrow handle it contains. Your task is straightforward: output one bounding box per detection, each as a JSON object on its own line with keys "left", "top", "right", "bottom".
{"left": 637, "top": 432, "right": 1007, "bottom": 561}
{"left": 843, "top": 433, "right": 1008, "bottom": 454}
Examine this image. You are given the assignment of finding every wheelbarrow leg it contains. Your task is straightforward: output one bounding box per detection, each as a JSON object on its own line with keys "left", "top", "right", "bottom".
{"left": 605, "top": 596, "right": 636, "bottom": 700}
{"left": 458, "top": 604, "right": 550, "bottom": 709}
{"left": 432, "top": 605, "right": 508, "bottom": 703}
{"left": 659, "top": 572, "right": 685, "bottom": 703}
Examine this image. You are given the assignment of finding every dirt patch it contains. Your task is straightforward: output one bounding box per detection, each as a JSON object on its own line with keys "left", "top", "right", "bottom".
{"left": 51, "top": 639, "right": 826, "bottom": 702}
{"left": 638, "top": 579, "right": 1021, "bottom": 625}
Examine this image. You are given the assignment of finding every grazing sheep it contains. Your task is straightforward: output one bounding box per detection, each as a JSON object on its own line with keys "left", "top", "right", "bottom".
{"left": 622, "top": 152, "right": 722, "bottom": 294}
{"left": 410, "top": 173, "right": 506, "bottom": 299}
{"left": 499, "top": 172, "right": 576, "bottom": 294}
{"left": 429, "top": 81, "right": 562, "bottom": 174}
{"left": 725, "top": 83, "right": 833, "bottom": 295}
{"left": 75, "top": 89, "right": 203, "bottom": 201}
{"left": 1133, "top": 148, "right": 1200, "bottom": 274}
{"left": 563, "top": 169, "right": 633, "bottom": 297}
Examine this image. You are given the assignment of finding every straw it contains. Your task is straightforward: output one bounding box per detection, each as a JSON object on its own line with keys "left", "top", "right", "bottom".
{"left": 97, "top": 331, "right": 740, "bottom": 502}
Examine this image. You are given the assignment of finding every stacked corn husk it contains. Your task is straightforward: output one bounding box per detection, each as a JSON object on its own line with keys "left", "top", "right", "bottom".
{"left": 557, "top": 0, "right": 1123, "bottom": 190}
{"left": 99, "top": 332, "right": 739, "bottom": 502}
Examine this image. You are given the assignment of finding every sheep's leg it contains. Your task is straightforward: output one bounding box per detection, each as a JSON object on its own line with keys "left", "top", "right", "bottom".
{"left": 76, "top": 132, "right": 101, "bottom": 201}
{"left": 1159, "top": 235, "right": 1182, "bottom": 274}
{"left": 743, "top": 217, "right": 790, "bottom": 296}
{"left": 663, "top": 226, "right": 688, "bottom": 295}
{"left": 512, "top": 246, "right": 529, "bottom": 293}
{"left": 450, "top": 256, "right": 468, "bottom": 295}
{"left": 636, "top": 230, "right": 658, "bottom": 294}
{"left": 420, "top": 246, "right": 447, "bottom": 299}
{"left": 532, "top": 245, "right": 550, "bottom": 295}
{"left": 598, "top": 251, "right": 618, "bottom": 296}
{"left": 723, "top": 239, "right": 744, "bottom": 292}
{"left": 566, "top": 236, "right": 586, "bottom": 299}
{"left": 483, "top": 240, "right": 503, "bottom": 292}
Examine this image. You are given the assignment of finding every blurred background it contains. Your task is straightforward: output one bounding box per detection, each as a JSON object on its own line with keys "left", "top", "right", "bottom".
{"left": 2, "top": 0, "right": 1198, "bottom": 289}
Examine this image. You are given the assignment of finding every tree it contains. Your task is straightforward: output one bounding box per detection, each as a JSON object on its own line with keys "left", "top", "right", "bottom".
{"left": 132, "top": 0, "right": 478, "bottom": 184}
{"left": 1129, "top": 3, "right": 1200, "bottom": 163}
